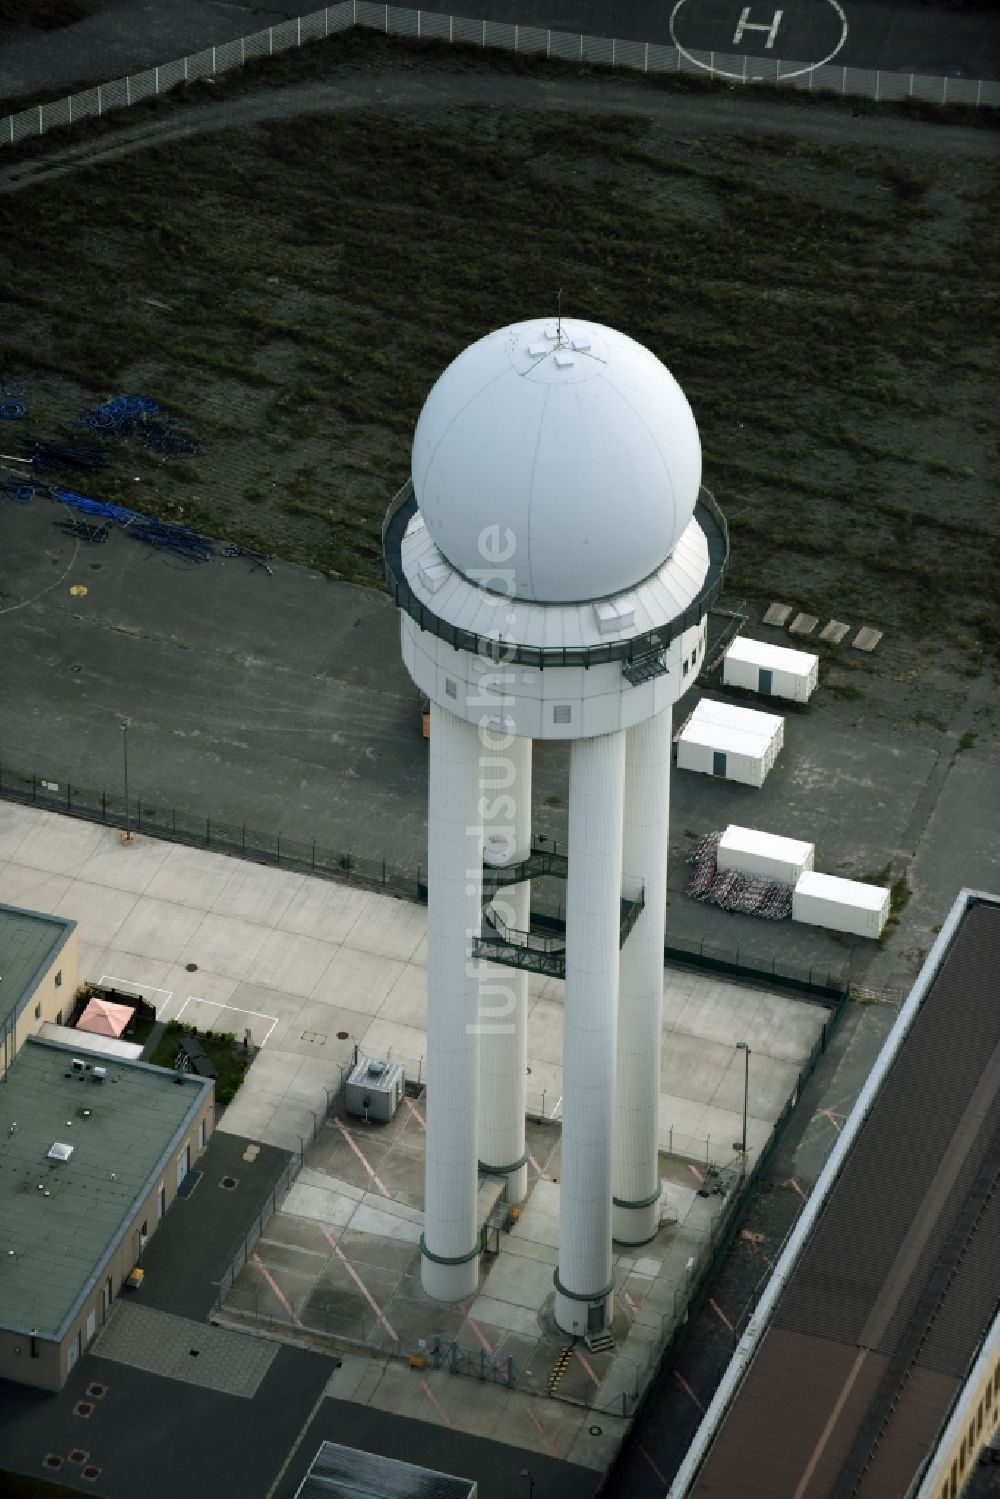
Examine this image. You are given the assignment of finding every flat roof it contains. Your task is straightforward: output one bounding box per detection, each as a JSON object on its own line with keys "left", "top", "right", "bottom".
{"left": 679, "top": 720, "right": 777, "bottom": 756}
{"left": 0, "top": 901, "right": 75, "bottom": 1035}
{"left": 725, "top": 636, "right": 817, "bottom": 673}
{"left": 677, "top": 892, "right": 1000, "bottom": 1499}
{"left": 720, "top": 826, "right": 814, "bottom": 862}
{"left": 0, "top": 1038, "right": 211, "bottom": 1339}
{"left": 795, "top": 869, "right": 889, "bottom": 910}
{"left": 693, "top": 699, "right": 784, "bottom": 734}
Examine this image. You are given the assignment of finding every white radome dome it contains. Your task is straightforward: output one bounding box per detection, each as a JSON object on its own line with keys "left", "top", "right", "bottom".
{"left": 411, "top": 318, "right": 702, "bottom": 604}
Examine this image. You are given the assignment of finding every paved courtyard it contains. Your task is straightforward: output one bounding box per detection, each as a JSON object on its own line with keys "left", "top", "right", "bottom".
{"left": 0, "top": 801, "right": 827, "bottom": 1164}
{"left": 0, "top": 798, "right": 830, "bottom": 1470}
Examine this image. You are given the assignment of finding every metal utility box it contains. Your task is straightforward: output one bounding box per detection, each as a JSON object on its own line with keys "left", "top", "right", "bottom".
{"left": 676, "top": 698, "right": 784, "bottom": 788}
{"left": 717, "top": 825, "right": 814, "bottom": 887}
{"left": 793, "top": 871, "right": 890, "bottom": 938}
{"left": 723, "top": 637, "right": 819, "bottom": 702}
{"left": 345, "top": 1056, "right": 405, "bottom": 1122}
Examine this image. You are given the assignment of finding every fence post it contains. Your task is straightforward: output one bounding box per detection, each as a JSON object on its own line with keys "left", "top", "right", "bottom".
{"left": 276, "top": 832, "right": 280, "bottom": 861}
{"left": 206, "top": 817, "right": 211, "bottom": 846}
{"left": 67, "top": 783, "right": 71, "bottom": 811}
{"left": 155, "top": 65, "right": 159, "bottom": 94}
{"left": 102, "top": 789, "right": 106, "bottom": 818}
{"left": 875, "top": 69, "right": 880, "bottom": 102}
{"left": 212, "top": 46, "right": 217, "bottom": 72}
{"left": 38, "top": 104, "right": 43, "bottom": 136}
{"left": 137, "top": 800, "right": 141, "bottom": 831}
{"left": 312, "top": 841, "right": 316, "bottom": 870}
{"left": 68, "top": 95, "right": 73, "bottom": 123}
{"left": 269, "top": 26, "right": 273, "bottom": 55}
{"left": 942, "top": 75, "right": 948, "bottom": 104}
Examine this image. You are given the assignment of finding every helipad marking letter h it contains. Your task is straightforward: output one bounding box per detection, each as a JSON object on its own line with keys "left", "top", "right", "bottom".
{"left": 733, "top": 6, "right": 783, "bottom": 48}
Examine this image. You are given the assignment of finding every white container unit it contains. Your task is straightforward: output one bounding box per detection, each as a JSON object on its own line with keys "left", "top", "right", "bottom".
{"left": 723, "top": 637, "right": 819, "bottom": 703}
{"left": 793, "top": 870, "right": 890, "bottom": 939}
{"left": 676, "top": 699, "right": 784, "bottom": 788}
{"left": 717, "top": 825, "right": 814, "bottom": 887}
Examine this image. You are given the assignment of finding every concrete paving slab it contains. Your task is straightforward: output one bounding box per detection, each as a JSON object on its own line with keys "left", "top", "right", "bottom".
{"left": 210, "top": 860, "right": 304, "bottom": 926}
{"left": 350, "top": 1203, "right": 423, "bottom": 1244}
{"left": 315, "top": 943, "right": 405, "bottom": 1013}
{"left": 661, "top": 1032, "right": 736, "bottom": 1106}
{"left": 359, "top": 1016, "right": 427, "bottom": 1070}
{"left": 481, "top": 1255, "right": 554, "bottom": 1312}
{"left": 283, "top": 1183, "right": 359, "bottom": 1226}
{"left": 670, "top": 980, "right": 765, "bottom": 1045}
{"left": 75, "top": 829, "right": 173, "bottom": 894}
{"left": 0, "top": 802, "right": 36, "bottom": 859}
{"left": 183, "top": 910, "right": 271, "bottom": 979}
{"left": 379, "top": 964, "right": 428, "bottom": 1029}
{"left": 251, "top": 926, "right": 340, "bottom": 997}
{"left": 8, "top": 813, "right": 104, "bottom": 874}
{"left": 281, "top": 878, "right": 373, "bottom": 944}
{"left": 112, "top": 894, "right": 207, "bottom": 963}
{"left": 145, "top": 842, "right": 244, "bottom": 908}
{"left": 0, "top": 860, "right": 72, "bottom": 911}
{"left": 526, "top": 997, "right": 568, "bottom": 1063}
{"left": 468, "top": 1295, "right": 543, "bottom": 1338}
{"left": 346, "top": 898, "right": 426, "bottom": 961}
{"left": 48, "top": 877, "right": 138, "bottom": 947}
{"left": 710, "top": 1049, "right": 800, "bottom": 1118}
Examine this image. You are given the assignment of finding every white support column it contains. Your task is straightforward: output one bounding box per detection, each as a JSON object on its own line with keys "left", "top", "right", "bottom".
{"left": 613, "top": 708, "right": 672, "bottom": 1245}
{"left": 479, "top": 735, "right": 532, "bottom": 1205}
{"left": 421, "top": 702, "right": 482, "bottom": 1301}
{"left": 555, "top": 730, "right": 626, "bottom": 1336}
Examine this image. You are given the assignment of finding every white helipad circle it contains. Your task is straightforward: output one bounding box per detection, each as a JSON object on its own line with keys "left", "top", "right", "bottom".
{"left": 669, "top": 0, "right": 848, "bottom": 83}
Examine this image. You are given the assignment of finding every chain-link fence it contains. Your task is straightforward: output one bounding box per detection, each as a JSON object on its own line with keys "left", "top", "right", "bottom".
{"left": 3, "top": 0, "right": 997, "bottom": 150}
{"left": 0, "top": 762, "right": 850, "bottom": 1000}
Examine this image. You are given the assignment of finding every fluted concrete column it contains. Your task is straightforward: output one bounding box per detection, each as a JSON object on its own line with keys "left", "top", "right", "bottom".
{"left": 421, "top": 702, "right": 482, "bottom": 1301}
{"left": 555, "top": 730, "right": 626, "bottom": 1336}
{"left": 479, "top": 735, "right": 532, "bottom": 1205}
{"left": 613, "top": 708, "right": 672, "bottom": 1245}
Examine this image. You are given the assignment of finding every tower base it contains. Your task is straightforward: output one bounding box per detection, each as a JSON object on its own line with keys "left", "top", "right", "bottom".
{"left": 612, "top": 1200, "right": 660, "bottom": 1246}
{"left": 420, "top": 1242, "right": 480, "bottom": 1302}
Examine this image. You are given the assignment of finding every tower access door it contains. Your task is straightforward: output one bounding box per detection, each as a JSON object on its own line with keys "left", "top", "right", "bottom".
{"left": 713, "top": 752, "right": 727, "bottom": 777}
{"left": 758, "top": 668, "right": 773, "bottom": 695}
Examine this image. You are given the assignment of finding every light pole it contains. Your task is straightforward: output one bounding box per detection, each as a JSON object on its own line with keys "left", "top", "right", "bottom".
{"left": 120, "top": 720, "right": 133, "bottom": 844}
{"left": 519, "top": 1471, "right": 535, "bottom": 1499}
{"left": 735, "top": 1042, "right": 751, "bottom": 1175}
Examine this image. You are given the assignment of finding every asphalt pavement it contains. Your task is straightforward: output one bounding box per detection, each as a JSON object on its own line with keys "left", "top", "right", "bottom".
{"left": 0, "top": 0, "right": 997, "bottom": 105}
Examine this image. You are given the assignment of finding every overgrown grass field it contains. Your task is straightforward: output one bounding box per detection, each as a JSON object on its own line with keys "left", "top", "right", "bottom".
{"left": 1, "top": 37, "right": 997, "bottom": 682}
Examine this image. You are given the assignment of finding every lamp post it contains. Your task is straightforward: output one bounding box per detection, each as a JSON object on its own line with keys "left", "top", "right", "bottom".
{"left": 519, "top": 1471, "right": 535, "bottom": 1499}
{"left": 735, "top": 1042, "right": 751, "bottom": 1175}
{"left": 120, "top": 720, "right": 133, "bottom": 844}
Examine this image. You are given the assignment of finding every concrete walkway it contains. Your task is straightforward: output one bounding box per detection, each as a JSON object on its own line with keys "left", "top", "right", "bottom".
{"left": 0, "top": 801, "right": 827, "bottom": 1163}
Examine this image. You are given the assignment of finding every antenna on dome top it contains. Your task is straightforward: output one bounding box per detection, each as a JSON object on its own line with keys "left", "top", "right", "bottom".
{"left": 556, "top": 289, "right": 563, "bottom": 342}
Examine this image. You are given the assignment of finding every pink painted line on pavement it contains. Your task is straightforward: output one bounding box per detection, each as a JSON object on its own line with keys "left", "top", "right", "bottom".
{"left": 527, "top": 1407, "right": 560, "bottom": 1458}
{"left": 687, "top": 1163, "right": 705, "bottom": 1183}
{"left": 623, "top": 1291, "right": 641, "bottom": 1319}
{"left": 528, "top": 1152, "right": 544, "bottom": 1175}
{"left": 333, "top": 1118, "right": 391, "bottom": 1198}
{"left": 403, "top": 1096, "right": 426, "bottom": 1130}
{"left": 458, "top": 1302, "right": 494, "bottom": 1355}
{"left": 419, "top": 1376, "right": 451, "bottom": 1426}
{"left": 817, "top": 1107, "right": 843, "bottom": 1133}
{"left": 637, "top": 1442, "right": 667, "bottom": 1484}
{"left": 674, "top": 1370, "right": 705, "bottom": 1412}
{"left": 709, "top": 1297, "right": 736, "bottom": 1335}
{"left": 575, "top": 1348, "right": 601, "bottom": 1388}
{"left": 320, "top": 1226, "right": 398, "bottom": 1342}
{"left": 788, "top": 1176, "right": 807, "bottom": 1200}
{"left": 251, "top": 1252, "right": 299, "bottom": 1324}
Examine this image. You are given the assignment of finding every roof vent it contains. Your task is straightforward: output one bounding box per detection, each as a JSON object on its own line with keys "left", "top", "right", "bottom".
{"left": 92, "top": 1067, "right": 107, "bottom": 1083}
{"left": 71, "top": 1058, "right": 87, "bottom": 1074}
{"left": 48, "top": 1142, "right": 74, "bottom": 1163}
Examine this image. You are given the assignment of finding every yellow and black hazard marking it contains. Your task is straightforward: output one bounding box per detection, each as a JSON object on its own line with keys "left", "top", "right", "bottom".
{"left": 547, "top": 1345, "right": 574, "bottom": 1394}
